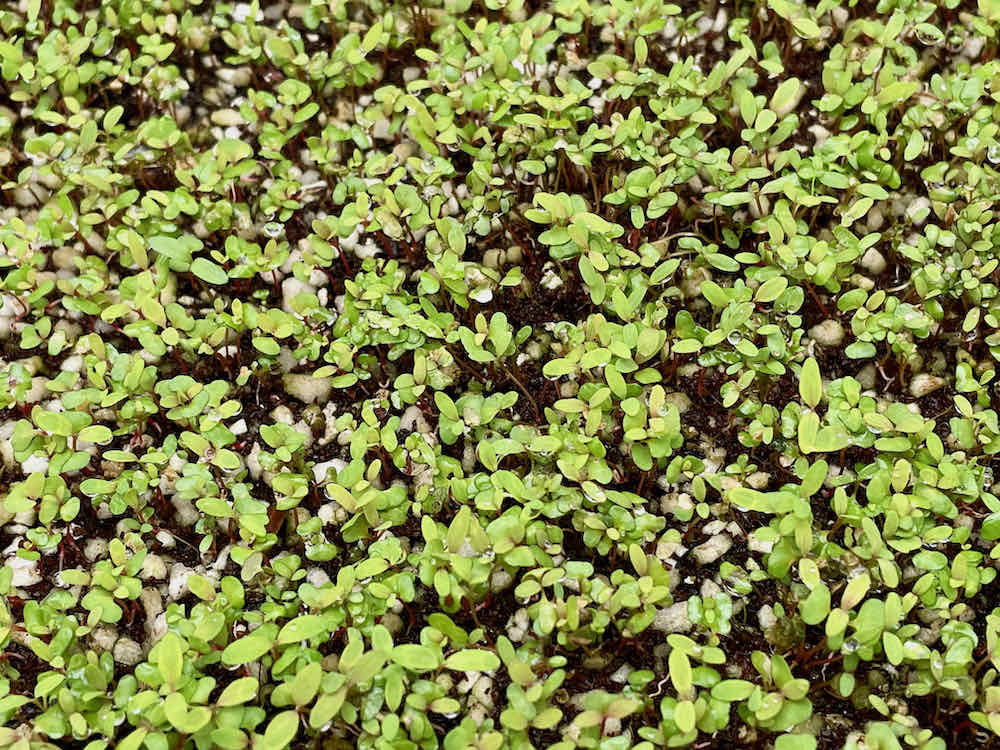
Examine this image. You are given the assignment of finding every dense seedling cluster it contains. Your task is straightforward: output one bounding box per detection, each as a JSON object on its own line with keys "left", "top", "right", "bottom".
{"left": 5, "top": 0, "right": 1000, "bottom": 748}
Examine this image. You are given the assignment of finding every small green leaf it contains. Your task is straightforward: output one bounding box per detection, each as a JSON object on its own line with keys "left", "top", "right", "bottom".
{"left": 434, "top": 391, "right": 459, "bottom": 421}
{"left": 252, "top": 336, "right": 280, "bottom": 356}
{"left": 798, "top": 411, "right": 820, "bottom": 453}
{"left": 669, "top": 649, "right": 693, "bottom": 695}
{"left": 800, "top": 584, "right": 831, "bottom": 625}
{"left": 158, "top": 632, "right": 184, "bottom": 687}
{"left": 826, "top": 607, "right": 850, "bottom": 637}
{"left": 841, "top": 573, "right": 870, "bottom": 610}
{"left": 443, "top": 649, "right": 501, "bottom": 672}
{"left": 711, "top": 679, "right": 755, "bottom": 702}
{"left": 791, "top": 16, "right": 821, "bottom": 38}
{"left": 392, "top": 644, "right": 441, "bottom": 672}
{"left": 210, "top": 728, "right": 250, "bottom": 750}
{"left": 217, "top": 677, "right": 260, "bottom": 707}
{"left": 770, "top": 78, "right": 802, "bottom": 114}
{"left": 775, "top": 734, "right": 817, "bottom": 750}
{"left": 277, "top": 615, "right": 326, "bottom": 644}
{"left": 739, "top": 89, "right": 757, "bottom": 127}
{"left": 904, "top": 130, "right": 925, "bottom": 161}
{"left": 882, "top": 631, "right": 903, "bottom": 665}
{"left": 728, "top": 487, "right": 772, "bottom": 513}
{"left": 674, "top": 699, "right": 696, "bottom": 733}
{"left": 187, "top": 574, "right": 216, "bottom": 601}
{"left": 191, "top": 258, "right": 229, "bottom": 285}
{"left": 78, "top": 425, "right": 113, "bottom": 444}
{"left": 755, "top": 276, "right": 788, "bottom": 303}
{"left": 34, "top": 672, "right": 65, "bottom": 698}
{"left": 799, "top": 357, "right": 822, "bottom": 408}
{"left": 635, "top": 36, "right": 648, "bottom": 66}
{"left": 118, "top": 729, "right": 148, "bottom": 750}
{"left": 263, "top": 710, "right": 299, "bottom": 749}
{"left": 222, "top": 634, "right": 273, "bottom": 665}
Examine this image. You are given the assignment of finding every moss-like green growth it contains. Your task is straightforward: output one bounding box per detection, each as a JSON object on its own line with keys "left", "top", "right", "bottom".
{"left": 2, "top": 1, "right": 1000, "bottom": 749}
